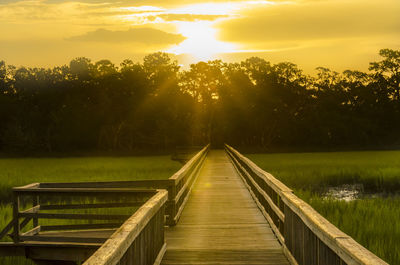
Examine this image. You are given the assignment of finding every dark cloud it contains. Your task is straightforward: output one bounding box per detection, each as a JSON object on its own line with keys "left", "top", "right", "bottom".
{"left": 66, "top": 28, "right": 186, "bottom": 45}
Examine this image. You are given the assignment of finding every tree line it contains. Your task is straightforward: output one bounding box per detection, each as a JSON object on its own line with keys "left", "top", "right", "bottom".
{"left": 0, "top": 49, "right": 399, "bottom": 153}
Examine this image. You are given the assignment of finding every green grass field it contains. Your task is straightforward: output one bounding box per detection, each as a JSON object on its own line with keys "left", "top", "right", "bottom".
{"left": 247, "top": 151, "right": 400, "bottom": 265}
{"left": 247, "top": 150, "right": 400, "bottom": 193}
{"left": 0, "top": 156, "right": 181, "bottom": 203}
{"left": 0, "top": 155, "right": 181, "bottom": 265}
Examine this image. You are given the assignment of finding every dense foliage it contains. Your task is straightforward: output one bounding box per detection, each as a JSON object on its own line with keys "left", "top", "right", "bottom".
{"left": 0, "top": 49, "right": 399, "bottom": 152}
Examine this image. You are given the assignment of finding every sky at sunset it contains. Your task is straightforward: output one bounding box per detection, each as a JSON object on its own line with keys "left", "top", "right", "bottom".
{"left": 1, "top": 0, "right": 399, "bottom": 73}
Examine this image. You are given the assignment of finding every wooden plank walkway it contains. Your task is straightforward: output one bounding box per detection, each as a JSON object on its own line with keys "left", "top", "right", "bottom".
{"left": 162, "top": 150, "right": 290, "bottom": 265}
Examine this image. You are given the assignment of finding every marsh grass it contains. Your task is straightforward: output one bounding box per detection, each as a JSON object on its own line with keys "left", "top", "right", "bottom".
{"left": 299, "top": 191, "right": 400, "bottom": 265}
{"left": 0, "top": 156, "right": 180, "bottom": 202}
{"left": 247, "top": 150, "right": 400, "bottom": 193}
{"left": 248, "top": 151, "right": 400, "bottom": 264}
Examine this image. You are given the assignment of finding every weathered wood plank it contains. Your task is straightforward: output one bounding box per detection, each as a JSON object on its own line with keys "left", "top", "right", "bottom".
{"left": 21, "top": 205, "right": 40, "bottom": 214}
{"left": 16, "top": 183, "right": 40, "bottom": 189}
{"left": 21, "top": 226, "right": 41, "bottom": 236}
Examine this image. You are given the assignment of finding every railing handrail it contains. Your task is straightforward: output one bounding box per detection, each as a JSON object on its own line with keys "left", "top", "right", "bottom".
{"left": 226, "top": 145, "right": 292, "bottom": 195}
{"left": 168, "top": 144, "right": 209, "bottom": 224}
{"left": 169, "top": 144, "right": 209, "bottom": 183}
{"left": 225, "top": 144, "right": 388, "bottom": 265}
{"left": 14, "top": 144, "right": 210, "bottom": 226}
{"left": 0, "top": 146, "right": 209, "bottom": 264}
{"left": 83, "top": 189, "right": 168, "bottom": 265}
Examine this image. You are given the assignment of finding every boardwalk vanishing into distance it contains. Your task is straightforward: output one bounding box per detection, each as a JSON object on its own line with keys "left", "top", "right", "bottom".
{"left": 162, "top": 150, "right": 289, "bottom": 264}
{"left": 0, "top": 145, "right": 389, "bottom": 265}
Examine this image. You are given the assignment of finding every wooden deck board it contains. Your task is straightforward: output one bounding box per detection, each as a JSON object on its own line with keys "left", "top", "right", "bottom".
{"left": 162, "top": 150, "right": 289, "bottom": 264}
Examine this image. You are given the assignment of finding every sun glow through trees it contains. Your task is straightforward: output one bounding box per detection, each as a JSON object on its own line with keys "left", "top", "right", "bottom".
{"left": 168, "top": 21, "right": 236, "bottom": 61}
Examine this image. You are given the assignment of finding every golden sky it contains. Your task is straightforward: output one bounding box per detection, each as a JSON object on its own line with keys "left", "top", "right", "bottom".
{"left": 0, "top": 0, "right": 399, "bottom": 73}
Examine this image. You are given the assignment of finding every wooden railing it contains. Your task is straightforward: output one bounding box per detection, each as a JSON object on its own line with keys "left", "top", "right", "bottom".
{"left": 0, "top": 184, "right": 167, "bottom": 264}
{"left": 167, "top": 144, "right": 209, "bottom": 224}
{"left": 225, "top": 144, "right": 388, "bottom": 265}
{"left": 0, "top": 144, "right": 208, "bottom": 231}
{"left": 2, "top": 183, "right": 156, "bottom": 245}
{"left": 0, "top": 145, "right": 208, "bottom": 264}
{"left": 171, "top": 145, "right": 203, "bottom": 163}
{"left": 83, "top": 190, "right": 168, "bottom": 265}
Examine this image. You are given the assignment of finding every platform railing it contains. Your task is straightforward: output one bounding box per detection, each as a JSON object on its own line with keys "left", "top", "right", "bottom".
{"left": 225, "top": 144, "right": 388, "bottom": 265}
{"left": 0, "top": 144, "right": 208, "bottom": 264}
{"left": 3, "top": 144, "right": 208, "bottom": 228}
{"left": 0, "top": 187, "right": 166, "bottom": 264}
{"left": 83, "top": 190, "right": 168, "bottom": 265}
{"left": 167, "top": 144, "right": 209, "bottom": 224}
{"left": 6, "top": 184, "right": 155, "bottom": 244}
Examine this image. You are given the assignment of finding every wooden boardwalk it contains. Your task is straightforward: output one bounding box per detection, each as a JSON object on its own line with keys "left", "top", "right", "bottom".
{"left": 162, "top": 150, "right": 290, "bottom": 265}
{"left": 1, "top": 145, "right": 387, "bottom": 265}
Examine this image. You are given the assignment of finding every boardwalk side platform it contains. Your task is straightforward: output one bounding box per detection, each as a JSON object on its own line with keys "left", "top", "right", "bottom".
{"left": 161, "top": 150, "right": 290, "bottom": 264}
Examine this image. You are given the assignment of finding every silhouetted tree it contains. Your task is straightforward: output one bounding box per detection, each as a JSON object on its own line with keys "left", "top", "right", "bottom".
{"left": 0, "top": 49, "right": 399, "bottom": 153}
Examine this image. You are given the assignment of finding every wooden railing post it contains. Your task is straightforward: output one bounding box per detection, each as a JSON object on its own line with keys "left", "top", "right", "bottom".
{"left": 32, "top": 195, "right": 39, "bottom": 228}
{"left": 167, "top": 183, "right": 177, "bottom": 226}
{"left": 12, "top": 191, "right": 20, "bottom": 243}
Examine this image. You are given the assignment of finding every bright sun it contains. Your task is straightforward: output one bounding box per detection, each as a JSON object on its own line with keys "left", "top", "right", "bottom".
{"left": 168, "top": 21, "right": 236, "bottom": 61}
